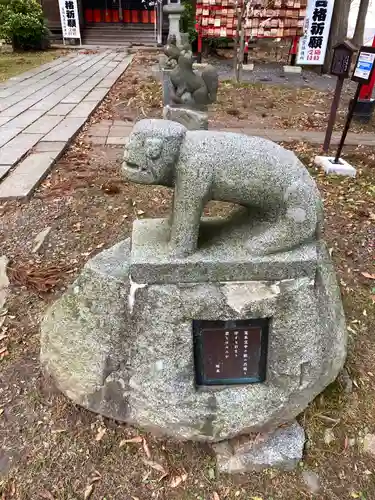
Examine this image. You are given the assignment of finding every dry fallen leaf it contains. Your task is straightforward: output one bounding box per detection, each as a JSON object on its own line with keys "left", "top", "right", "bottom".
{"left": 84, "top": 484, "right": 94, "bottom": 499}
{"left": 95, "top": 427, "right": 106, "bottom": 441}
{"left": 143, "top": 459, "right": 167, "bottom": 475}
{"left": 32, "top": 227, "right": 52, "bottom": 254}
{"left": 361, "top": 272, "right": 375, "bottom": 280}
{"left": 170, "top": 473, "right": 187, "bottom": 488}
{"left": 119, "top": 436, "right": 143, "bottom": 447}
{"left": 39, "top": 490, "right": 55, "bottom": 500}
{"left": 213, "top": 492, "right": 220, "bottom": 500}
{"left": 142, "top": 438, "right": 151, "bottom": 458}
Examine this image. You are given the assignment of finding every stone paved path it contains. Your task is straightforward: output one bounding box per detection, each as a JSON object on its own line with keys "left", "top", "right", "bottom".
{"left": 86, "top": 120, "right": 375, "bottom": 148}
{"left": 0, "top": 50, "right": 133, "bottom": 200}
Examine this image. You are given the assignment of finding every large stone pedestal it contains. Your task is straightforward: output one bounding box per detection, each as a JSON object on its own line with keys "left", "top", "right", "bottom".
{"left": 41, "top": 217, "right": 347, "bottom": 448}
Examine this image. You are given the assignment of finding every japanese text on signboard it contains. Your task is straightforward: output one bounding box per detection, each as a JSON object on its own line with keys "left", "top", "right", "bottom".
{"left": 297, "top": 0, "right": 335, "bottom": 66}
{"left": 58, "top": 0, "right": 81, "bottom": 39}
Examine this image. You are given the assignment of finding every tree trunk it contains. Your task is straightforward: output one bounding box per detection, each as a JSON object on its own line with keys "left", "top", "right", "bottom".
{"left": 323, "top": 0, "right": 351, "bottom": 73}
{"left": 352, "top": 0, "right": 370, "bottom": 47}
{"left": 238, "top": 26, "right": 245, "bottom": 82}
{"left": 233, "top": 2, "right": 242, "bottom": 82}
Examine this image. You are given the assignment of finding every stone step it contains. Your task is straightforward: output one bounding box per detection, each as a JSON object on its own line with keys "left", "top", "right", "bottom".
{"left": 84, "top": 33, "right": 155, "bottom": 40}
{"left": 83, "top": 23, "right": 156, "bottom": 45}
{"left": 85, "top": 23, "right": 154, "bottom": 30}
{"left": 84, "top": 38, "right": 156, "bottom": 46}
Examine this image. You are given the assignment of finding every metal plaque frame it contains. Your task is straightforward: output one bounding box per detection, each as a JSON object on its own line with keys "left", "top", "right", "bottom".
{"left": 193, "top": 318, "right": 269, "bottom": 386}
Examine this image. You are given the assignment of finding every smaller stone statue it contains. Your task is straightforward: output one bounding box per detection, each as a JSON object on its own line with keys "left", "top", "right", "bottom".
{"left": 169, "top": 53, "right": 218, "bottom": 108}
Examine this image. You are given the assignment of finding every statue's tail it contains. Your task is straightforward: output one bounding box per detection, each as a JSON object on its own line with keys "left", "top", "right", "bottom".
{"left": 201, "top": 65, "right": 219, "bottom": 103}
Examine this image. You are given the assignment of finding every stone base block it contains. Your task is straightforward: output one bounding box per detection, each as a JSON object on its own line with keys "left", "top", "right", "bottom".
{"left": 213, "top": 421, "right": 305, "bottom": 473}
{"left": 193, "top": 63, "right": 210, "bottom": 70}
{"left": 163, "top": 105, "right": 208, "bottom": 130}
{"left": 314, "top": 156, "right": 356, "bottom": 177}
{"left": 283, "top": 65, "right": 302, "bottom": 74}
{"left": 41, "top": 233, "right": 346, "bottom": 442}
{"left": 130, "top": 218, "right": 318, "bottom": 284}
{"left": 242, "top": 63, "right": 254, "bottom": 71}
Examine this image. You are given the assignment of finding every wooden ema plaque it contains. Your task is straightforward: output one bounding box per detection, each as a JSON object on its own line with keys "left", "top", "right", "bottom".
{"left": 193, "top": 319, "right": 269, "bottom": 386}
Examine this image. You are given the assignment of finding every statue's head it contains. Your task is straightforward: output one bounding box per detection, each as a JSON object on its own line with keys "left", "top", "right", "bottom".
{"left": 122, "top": 119, "right": 186, "bottom": 186}
{"left": 167, "top": 35, "right": 177, "bottom": 45}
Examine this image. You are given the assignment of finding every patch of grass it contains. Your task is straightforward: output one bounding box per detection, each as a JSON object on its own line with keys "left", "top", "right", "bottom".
{"left": 0, "top": 50, "right": 65, "bottom": 82}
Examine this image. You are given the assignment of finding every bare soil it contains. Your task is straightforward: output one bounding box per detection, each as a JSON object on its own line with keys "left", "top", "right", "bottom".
{"left": 210, "top": 80, "right": 366, "bottom": 132}
{"left": 90, "top": 53, "right": 375, "bottom": 134}
{"left": 0, "top": 54, "right": 375, "bottom": 500}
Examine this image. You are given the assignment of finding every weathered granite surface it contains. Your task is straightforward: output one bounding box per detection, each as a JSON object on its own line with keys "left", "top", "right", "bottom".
{"left": 167, "top": 53, "right": 218, "bottom": 108}
{"left": 130, "top": 218, "right": 318, "bottom": 284}
{"left": 40, "top": 237, "right": 347, "bottom": 442}
{"left": 122, "top": 119, "right": 323, "bottom": 258}
{"left": 213, "top": 421, "right": 305, "bottom": 473}
{"left": 40, "top": 240, "right": 132, "bottom": 420}
{"left": 163, "top": 105, "right": 208, "bottom": 130}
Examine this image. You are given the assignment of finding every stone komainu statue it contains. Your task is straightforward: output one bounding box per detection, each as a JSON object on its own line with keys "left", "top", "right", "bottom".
{"left": 122, "top": 119, "right": 323, "bottom": 258}
{"left": 163, "top": 36, "right": 218, "bottom": 108}
{"left": 169, "top": 55, "right": 218, "bottom": 107}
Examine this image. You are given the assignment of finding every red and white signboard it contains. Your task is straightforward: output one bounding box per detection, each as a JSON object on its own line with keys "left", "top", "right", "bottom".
{"left": 297, "top": 0, "right": 335, "bottom": 65}
{"left": 58, "top": 0, "right": 81, "bottom": 40}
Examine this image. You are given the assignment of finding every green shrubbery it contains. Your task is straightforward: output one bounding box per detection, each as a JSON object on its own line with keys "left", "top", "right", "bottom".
{"left": 181, "top": 0, "right": 197, "bottom": 43}
{"left": 0, "top": 0, "right": 50, "bottom": 50}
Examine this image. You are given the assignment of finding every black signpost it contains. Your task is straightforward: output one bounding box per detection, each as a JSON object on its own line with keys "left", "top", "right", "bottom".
{"left": 333, "top": 45, "right": 375, "bottom": 164}
{"left": 323, "top": 41, "right": 356, "bottom": 153}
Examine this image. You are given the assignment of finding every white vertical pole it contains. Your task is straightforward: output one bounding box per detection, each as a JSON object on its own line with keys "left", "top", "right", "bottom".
{"left": 154, "top": 5, "right": 157, "bottom": 42}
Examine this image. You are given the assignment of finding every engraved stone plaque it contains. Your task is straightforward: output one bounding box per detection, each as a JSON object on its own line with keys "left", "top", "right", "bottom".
{"left": 193, "top": 319, "right": 269, "bottom": 386}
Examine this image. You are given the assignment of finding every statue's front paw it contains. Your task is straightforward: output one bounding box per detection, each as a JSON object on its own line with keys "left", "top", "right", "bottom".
{"left": 168, "top": 241, "right": 194, "bottom": 259}
{"left": 168, "top": 247, "right": 190, "bottom": 260}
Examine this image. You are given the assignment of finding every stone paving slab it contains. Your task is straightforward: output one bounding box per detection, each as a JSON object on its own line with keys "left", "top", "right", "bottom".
{"left": 42, "top": 116, "right": 87, "bottom": 142}
{"left": 91, "top": 136, "right": 107, "bottom": 145}
{"left": 0, "top": 152, "right": 60, "bottom": 200}
{"left": 25, "top": 115, "right": 64, "bottom": 135}
{"left": 6, "top": 110, "right": 45, "bottom": 129}
{"left": 97, "top": 79, "right": 115, "bottom": 89}
{"left": 61, "top": 91, "right": 90, "bottom": 105}
{"left": 0, "top": 52, "right": 112, "bottom": 116}
{"left": 47, "top": 103, "right": 77, "bottom": 116}
{"left": 0, "top": 99, "right": 37, "bottom": 117}
{"left": 0, "top": 117, "right": 10, "bottom": 127}
{"left": 109, "top": 126, "right": 133, "bottom": 136}
{"left": 69, "top": 101, "right": 98, "bottom": 118}
{"left": 0, "top": 165, "right": 11, "bottom": 181}
{"left": 0, "top": 134, "right": 43, "bottom": 166}
{"left": 0, "top": 127, "right": 23, "bottom": 148}
{"left": 84, "top": 88, "right": 110, "bottom": 102}
{"left": 0, "top": 51, "right": 133, "bottom": 200}
{"left": 34, "top": 141, "right": 66, "bottom": 153}
{"left": 107, "top": 137, "right": 128, "bottom": 145}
